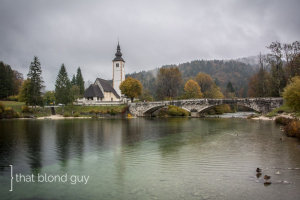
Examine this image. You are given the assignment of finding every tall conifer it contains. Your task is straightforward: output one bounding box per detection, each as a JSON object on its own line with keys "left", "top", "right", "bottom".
{"left": 55, "top": 64, "right": 71, "bottom": 104}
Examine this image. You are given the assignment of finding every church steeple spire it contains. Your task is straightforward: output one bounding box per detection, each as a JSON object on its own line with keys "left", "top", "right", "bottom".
{"left": 112, "top": 42, "right": 125, "bottom": 96}
{"left": 113, "top": 42, "right": 125, "bottom": 62}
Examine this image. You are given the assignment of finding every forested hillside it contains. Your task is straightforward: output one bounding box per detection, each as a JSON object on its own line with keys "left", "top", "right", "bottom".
{"left": 127, "top": 59, "right": 258, "bottom": 98}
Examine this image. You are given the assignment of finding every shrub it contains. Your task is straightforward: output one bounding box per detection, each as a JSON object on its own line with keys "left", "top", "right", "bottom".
{"left": 283, "top": 76, "right": 300, "bottom": 111}
{"left": 0, "top": 103, "right": 4, "bottom": 119}
{"left": 7, "top": 95, "right": 19, "bottom": 101}
{"left": 121, "top": 106, "right": 129, "bottom": 114}
{"left": 3, "top": 107, "right": 19, "bottom": 119}
{"left": 73, "top": 112, "right": 80, "bottom": 117}
{"left": 21, "top": 105, "right": 32, "bottom": 113}
{"left": 284, "top": 120, "right": 300, "bottom": 138}
{"left": 89, "top": 110, "right": 96, "bottom": 114}
{"left": 158, "top": 108, "right": 168, "bottom": 117}
{"left": 0, "top": 103, "right": 4, "bottom": 112}
{"left": 167, "top": 105, "right": 189, "bottom": 117}
{"left": 63, "top": 112, "right": 71, "bottom": 117}
{"left": 275, "top": 116, "right": 292, "bottom": 125}
{"left": 214, "top": 104, "right": 232, "bottom": 114}
{"left": 110, "top": 109, "right": 117, "bottom": 115}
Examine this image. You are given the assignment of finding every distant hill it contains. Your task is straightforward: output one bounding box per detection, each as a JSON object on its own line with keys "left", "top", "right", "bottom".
{"left": 127, "top": 57, "right": 259, "bottom": 98}
{"left": 234, "top": 55, "right": 260, "bottom": 66}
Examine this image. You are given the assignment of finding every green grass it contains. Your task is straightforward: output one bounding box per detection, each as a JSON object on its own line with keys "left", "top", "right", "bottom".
{"left": 0, "top": 101, "right": 25, "bottom": 112}
{"left": 0, "top": 101, "right": 52, "bottom": 118}
{"left": 56, "top": 105, "right": 128, "bottom": 116}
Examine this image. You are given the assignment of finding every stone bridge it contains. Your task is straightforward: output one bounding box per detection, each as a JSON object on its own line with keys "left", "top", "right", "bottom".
{"left": 129, "top": 98, "right": 284, "bottom": 117}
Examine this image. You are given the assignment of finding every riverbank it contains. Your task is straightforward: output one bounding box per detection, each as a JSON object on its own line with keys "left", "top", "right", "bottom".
{"left": 251, "top": 114, "right": 296, "bottom": 121}
{"left": 0, "top": 101, "right": 128, "bottom": 119}
{"left": 37, "top": 115, "right": 91, "bottom": 120}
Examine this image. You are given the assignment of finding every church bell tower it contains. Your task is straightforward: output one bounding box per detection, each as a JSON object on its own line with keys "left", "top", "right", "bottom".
{"left": 112, "top": 42, "right": 125, "bottom": 96}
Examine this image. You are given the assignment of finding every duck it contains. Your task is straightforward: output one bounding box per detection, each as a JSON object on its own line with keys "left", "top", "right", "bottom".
{"left": 256, "top": 168, "right": 262, "bottom": 173}
{"left": 256, "top": 172, "right": 262, "bottom": 178}
{"left": 264, "top": 181, "right": 272, "bottom": 186}
{"left": 264, "top": 175, "right": 271, "bottom": 180}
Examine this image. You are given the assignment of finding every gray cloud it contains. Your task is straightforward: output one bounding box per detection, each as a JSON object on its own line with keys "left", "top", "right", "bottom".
{"left": 0, "top": 0, "right": 299, "bottom": 90}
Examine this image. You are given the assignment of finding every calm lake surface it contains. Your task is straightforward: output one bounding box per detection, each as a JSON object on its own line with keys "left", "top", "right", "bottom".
{"left": 1, "top": 118, "right": 300, "bottom": 200}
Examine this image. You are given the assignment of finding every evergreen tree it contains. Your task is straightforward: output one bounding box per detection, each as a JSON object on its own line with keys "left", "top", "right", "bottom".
{"left": 76, "top": 67, "right": 85, "bottom": 96}
{"left": 27, "top": 56, "right": 44, "bottom": 105}
{"left": 226, "top": 81, "right": 235, "bottom": 98}
{"left": 55, "top": 64, "right": 71, "bottom": 104}
{"left": 0, "top": 61, "right": 14, "bottom": 99}
{"left": 70, "top": 85, "right": 80, "bottom": 102}
{"left": 226, "top": 82, "right": 235, "bottom": 93}
{"left": 71, "top": 74, "right": 77, "bottom": 86}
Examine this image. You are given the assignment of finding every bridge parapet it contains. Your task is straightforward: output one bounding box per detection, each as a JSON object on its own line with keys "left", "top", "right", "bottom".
{"left": 129, "top": 98, "right": 283, "bottom": 117}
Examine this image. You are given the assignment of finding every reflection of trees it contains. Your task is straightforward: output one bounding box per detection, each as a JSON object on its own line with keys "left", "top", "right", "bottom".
{"left": 0, "top": 121, "right": 22, "bottom": 172}
{"left": 23, "top": 121, "right": 43, "bottom": 175}
{"left": 156, "top": 118, "right": 186, "bottom": 156}
{"left": 72, "top": 121, "right": 84, "bottom": 160}
{"left": 55, "top": 120, "right": 85, "bottom": 169}
{"left": 121, "top": 119, "right": 142, "bottom": 145}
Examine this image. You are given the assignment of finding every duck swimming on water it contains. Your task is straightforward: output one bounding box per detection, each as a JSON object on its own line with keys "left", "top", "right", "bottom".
{"left": 256, "top": 168, "right": 262, "bottom": 173}
{"left": 264, "top": 181, "right": 272, "bottom": 186}
{"left": 264, "top": 175, "right": 271, "bottom": 180}
{"left": 256, "top": 172, "right": 262, "bottom": 178}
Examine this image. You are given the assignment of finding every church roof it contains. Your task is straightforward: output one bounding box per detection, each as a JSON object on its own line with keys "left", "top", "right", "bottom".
{"left": 84, "top": 84, "right": 104, "bottom": 98}
{"left": 96, "top": 78, "right": 120, "bottom": 98}
{"left": 113, "top": 42, "right": 125, "bottom": 62}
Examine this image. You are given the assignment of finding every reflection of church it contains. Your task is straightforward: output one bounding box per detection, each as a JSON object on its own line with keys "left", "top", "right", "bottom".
{"left": 78, "top": 43, "right": 125, "bottom": 104}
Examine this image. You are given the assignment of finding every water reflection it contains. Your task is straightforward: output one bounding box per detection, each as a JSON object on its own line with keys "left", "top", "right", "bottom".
{"left": 23, "top": 121, "right": 42, "bottom": 175}
{"left": 0, "top": 118, "right": 300, "bottom": 200}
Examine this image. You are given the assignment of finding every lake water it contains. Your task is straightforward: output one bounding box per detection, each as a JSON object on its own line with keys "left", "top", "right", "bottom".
{"left": 0, "top": 118, "right": 300, "bottom": 200}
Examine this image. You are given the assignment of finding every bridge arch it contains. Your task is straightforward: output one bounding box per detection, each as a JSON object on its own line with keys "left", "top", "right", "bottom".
{"left": 197, "top": 103, "right": 259, "bottom": 114}
{"left": 144, "top": 105, "right": 165, "bottom": 115}
{"left": 143, "top": 105, "right": 191, "bottom": 116}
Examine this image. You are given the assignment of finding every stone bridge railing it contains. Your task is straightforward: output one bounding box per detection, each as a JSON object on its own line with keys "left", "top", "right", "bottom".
{"left": 129, "top": 98, "right": 284, "bottom": 116}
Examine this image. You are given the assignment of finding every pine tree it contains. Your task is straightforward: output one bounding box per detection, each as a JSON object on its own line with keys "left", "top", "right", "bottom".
{"left": 0, "top": 61, "right": 14, "bottom": 99}
{"left": 27, "top": 56, "right": 44, "bottom": 106}
{"left": 71, "top": 74, "right": 77, "bottom": 86}
{"left": 226, "top": 82, "right": 235, "bottom": 93}
{"left": 55, "top": 64, "right": 71, "bottom": 104}
{"left": 75, "top": 67, "right": 85, "bottom": 96}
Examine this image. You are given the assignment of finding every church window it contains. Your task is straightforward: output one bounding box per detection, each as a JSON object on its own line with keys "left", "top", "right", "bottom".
{"left": 116, "top": 63, "right": 119, "bottom": 67}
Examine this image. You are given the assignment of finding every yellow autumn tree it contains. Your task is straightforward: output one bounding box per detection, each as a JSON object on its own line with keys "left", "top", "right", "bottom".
{"left": 283, "top": 76, "right": 300, "bottom": 111}
{"left": 119, "top": 77, "right": 142, "bottom": 102}
{"left": 184, "top": 79, "right": 203, "bottom": 99}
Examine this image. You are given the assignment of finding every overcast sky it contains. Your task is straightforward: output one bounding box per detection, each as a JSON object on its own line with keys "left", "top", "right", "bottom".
{"left": 0, "top": 0, "right": 299, "bottom": 90}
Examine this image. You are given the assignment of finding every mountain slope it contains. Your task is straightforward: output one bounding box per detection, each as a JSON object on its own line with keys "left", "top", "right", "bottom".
{"left": 127, "top": 59, "right": 258, "bottom": 98}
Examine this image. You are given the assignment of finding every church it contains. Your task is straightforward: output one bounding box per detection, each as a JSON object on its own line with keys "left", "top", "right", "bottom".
{"left": 79, "top": 43, "right": 125, "bottom": 104}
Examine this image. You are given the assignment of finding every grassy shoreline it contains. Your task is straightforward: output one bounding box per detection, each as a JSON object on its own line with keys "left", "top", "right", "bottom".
{"left": 0, "top": 101, "right": 128, "bottom": 119}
